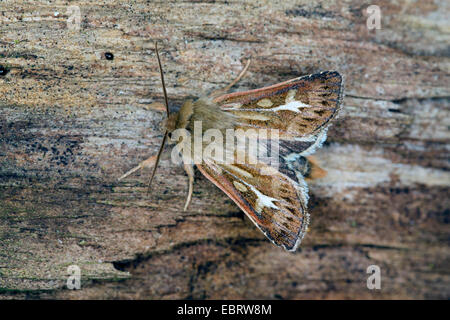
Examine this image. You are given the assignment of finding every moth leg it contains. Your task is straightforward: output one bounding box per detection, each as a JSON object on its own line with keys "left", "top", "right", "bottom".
{"left": 118, "top": 155, "right": 157, "bottom": 181}
{"left": 183, "top": 163, "right": 195, "bottom": 211}
{"left": 222, "top": 58, "right": 251, "bottom": 92}
{"left": 209, "top": 59, "right": 251, "bottom": 98}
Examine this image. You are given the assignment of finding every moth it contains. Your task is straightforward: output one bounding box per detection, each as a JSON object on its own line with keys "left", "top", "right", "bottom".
{"left": 119, "top": 43, "right": 343, "bottom": 251}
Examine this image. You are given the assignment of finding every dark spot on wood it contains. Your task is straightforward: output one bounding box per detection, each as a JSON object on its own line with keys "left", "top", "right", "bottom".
{"left": 0, "top": 65, "right": 10, "bottom": 76}
{"left": 104, "top": 52, "right": 114, "bottom": 60}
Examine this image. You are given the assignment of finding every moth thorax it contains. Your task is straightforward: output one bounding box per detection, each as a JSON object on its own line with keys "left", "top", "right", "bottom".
{"left": 176, "top": 99, "right": 194, "bottom": 130}
{"left": 166, "top": 112, "right": 179, "bottom": 133}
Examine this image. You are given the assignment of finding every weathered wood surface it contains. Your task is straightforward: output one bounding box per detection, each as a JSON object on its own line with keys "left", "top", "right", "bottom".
{"left": 0, "top": 0, "right": 449, "bottom": 299}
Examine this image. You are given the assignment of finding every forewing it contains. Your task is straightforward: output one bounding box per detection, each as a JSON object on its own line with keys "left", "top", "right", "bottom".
{"left": 197, "top": 156, "right": 309, "bottom": 251}
{"left": 214, "top": 71, "right": 343, "bottom": 140}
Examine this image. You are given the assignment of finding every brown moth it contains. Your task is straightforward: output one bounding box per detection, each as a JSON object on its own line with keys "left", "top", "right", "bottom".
{"left": 119, "top": 43, "right": 343, "bottom": 251}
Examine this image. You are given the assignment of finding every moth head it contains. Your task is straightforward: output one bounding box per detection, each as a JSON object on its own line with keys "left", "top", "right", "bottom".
{"left": 166, "top": 112, "right": 178, "bottom": 133}
{"left": 165, "top": 99, "right": 194, "bottom": 144}
{"left": 149, "top": 43, "right": 195, "bottom": 188}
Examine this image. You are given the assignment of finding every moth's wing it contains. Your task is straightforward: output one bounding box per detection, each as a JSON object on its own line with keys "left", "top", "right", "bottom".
{"left": 198, "top": 71, "right": 342, "bottom": 249}
{"left": 214, "top": 71, "right": 343, "bottom": 142}
{"left": 197, "top": 157, "right": 309, "bottom": 251}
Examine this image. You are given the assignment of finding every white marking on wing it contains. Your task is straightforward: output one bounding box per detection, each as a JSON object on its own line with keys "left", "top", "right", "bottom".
{"left": 240, "top": 180, "right": 279, "bottom": 213}
{"left": 227, "top": 100, "right": 312, "bottom": 112}
{"left": 271, "top": 100, "right": 312, "bottom": 112}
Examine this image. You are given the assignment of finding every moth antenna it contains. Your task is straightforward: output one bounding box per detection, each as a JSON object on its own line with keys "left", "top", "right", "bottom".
{"left": 155, "top": 42, "right": 170, "bottom": 118}
{"left": 147, "top": 42, "right": 170, "bottom": 191}
{"left": 147, "top": 130, "right": 168, "bottom": 191}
